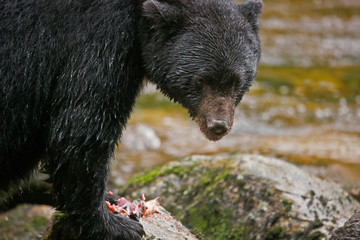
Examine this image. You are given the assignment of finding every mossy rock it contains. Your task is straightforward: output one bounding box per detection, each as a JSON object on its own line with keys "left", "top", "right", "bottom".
{"left": 120, "top": 154, "right": 359, "bottom": 240}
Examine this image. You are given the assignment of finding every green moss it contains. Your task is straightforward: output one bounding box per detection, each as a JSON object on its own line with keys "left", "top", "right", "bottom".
{"left": 260, "top": 187, "right": 274, "bottom": 198}
{"left": 196, "top": 166, "right": 232, "bottom": 202}
{"left": 128, "top": 167, "right": 163, "bottom": 185}
{"left": 187, "top": 205, "right": 255, "bottom": 240}
{"left": 187, "top": 206, "right": 210, "bottom": 233}
{"left": 163, "top": 165, "right": 194, "bottom": 178}
{"left": 177, "top": 163, "right": 257, "bottom": 240}
{"left": 43, "top": 212, "right": 70, "bottom": 240}
{"left": 198, "top": 166, "right": 231, "bottom": 188}
{"left": 214, "top": 169, "right": 230, "bottom": 183}
{"left": 182, "top": 168, "right": 265, "bottom": 239}
{"left": 228, "top": 225, "right": 253, "bottom": 240}
{"left": 304, "top": 231, "right": 326, "bottom": 240}
{"left": 198, "top": 173, "right": 212, "bottom": 187}
{"left": 282, "top": 199, "right": 293, "bottom": 212}
{"left": 128, "top": 163, "right": 199, "bottom": 186}
{"left": 311, "top": 217, "right": 324, "bottom": 229}
{"left": 265, "top": 225, "right": 291, "bottom": 240}
{"left": 31, "top": 216, "right": 48, "bottom": 227}
{"left": 51, "top": 211, "right": 68, "bottom": 223}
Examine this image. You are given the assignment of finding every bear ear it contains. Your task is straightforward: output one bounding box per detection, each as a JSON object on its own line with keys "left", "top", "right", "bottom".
{"left": 239, "top": 0, "right": 263, "bottom": 32}
{"left": 143, "top": 0, "right": 185, "bottom": 25}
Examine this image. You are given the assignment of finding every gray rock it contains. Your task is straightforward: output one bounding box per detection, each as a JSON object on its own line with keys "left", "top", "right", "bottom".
{"left": 140, "top": 207, "right": 197, "bottom": 240}
{"left": 122, "top": 154, "right": 360, "bottom": 239}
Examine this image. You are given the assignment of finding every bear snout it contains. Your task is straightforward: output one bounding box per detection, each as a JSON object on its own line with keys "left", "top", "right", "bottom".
{"left": 195, "top": 114, "right": 233, "bottom": 141}
{"left": 193, "top": 92, "right": 235, "bottom": 141}
{"left": 207, "top": 119, "right": 230, "bottom": 137}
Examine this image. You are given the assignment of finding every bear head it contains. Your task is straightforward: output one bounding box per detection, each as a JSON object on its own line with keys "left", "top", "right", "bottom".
{"left": 139, "top": 0, "right": 263, "bottom": 141}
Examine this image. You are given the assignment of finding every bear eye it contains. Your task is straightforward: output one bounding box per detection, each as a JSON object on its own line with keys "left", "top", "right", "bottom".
{"left": 195, "top": 77, "right": 205, "bottom": 87}
{"left": 234, "top": 77, "right": 243, "bottom": 88}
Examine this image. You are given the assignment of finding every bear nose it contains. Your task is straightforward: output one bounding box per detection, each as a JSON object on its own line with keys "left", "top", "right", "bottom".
{"left": 207, "top": 119, "right": 229, "bottom": 136}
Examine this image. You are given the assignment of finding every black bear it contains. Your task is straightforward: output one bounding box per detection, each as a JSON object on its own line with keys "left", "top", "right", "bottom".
{"left": 0, "top": 0, "right": 262, "bottom": 239}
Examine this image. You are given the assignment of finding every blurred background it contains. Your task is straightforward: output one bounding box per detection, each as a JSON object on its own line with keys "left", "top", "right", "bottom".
{"left": 113, "top": 0, "right": 360, "bottom": 190}
{"left": 1, "top": 0, "right": 359, "bottom": 238}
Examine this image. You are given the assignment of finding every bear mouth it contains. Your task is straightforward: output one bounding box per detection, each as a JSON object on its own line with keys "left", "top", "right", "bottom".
{"left": 203, "top": 129, "right": 230, "bottom": 141}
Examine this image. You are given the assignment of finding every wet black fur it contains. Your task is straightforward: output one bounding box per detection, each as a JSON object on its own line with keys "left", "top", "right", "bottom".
{"left": 0, "top": 0, "right": 262, "bottom": 239}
